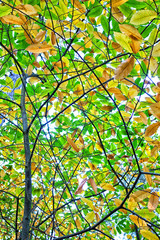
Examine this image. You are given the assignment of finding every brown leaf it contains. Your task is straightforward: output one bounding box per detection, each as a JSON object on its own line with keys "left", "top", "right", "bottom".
{"left": 51, "top": 32, "right": 56, "bottom": 45}
{"left": 112, "top": 42, "right": 123, "bottom": 52}
{"left": 2, "top": 15, "right": 24, "bottom": 25}
{"left": 148, "top": 192, "right": 159, "bottom": 212}
{"left": 88, "top": 178, "right": 97, "bottom": 194}
{"left": 114, "top": 57, "right": 134, "bottom": 80}
{"left": 145, "top": 122, "right": 160, "bottom": 137}
{"left": 75, "top": 178, "right": 87, "bottom": 194}
{"left": 67, "top": 137, "right": 80, "bottom": 152}
{"left": 143, "top": 165, "right": 152, "bottom": 186}
{"left": 26, "top": 43, "right": 52, "bottom": 53}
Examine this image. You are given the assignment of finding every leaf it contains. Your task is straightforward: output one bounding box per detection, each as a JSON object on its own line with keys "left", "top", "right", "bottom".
{"left": 88, "top": 6, "right": 103, "bottom": 17}
{"left": 131, "top": 189, "right": 151, "bottom": 202}
{"left": 16, "top": 4, "right": 37, "bottom": 15}
{"left": 145, "top": 122, "right": 160, "bottom": 137}
{"left": 143, "top": 165, "right": 152, "bottom": 186}
{"left": 119, "top": 24, "right": 142, "bottom": 40}
{"left": 101, "top": 15, "right": 108, "bottom": 33}
{"left": 114, "top": 57, "right": 134, "bottom": 80}
{"left": 140, "top": 230, "right": 159, "bottom": 240}
{"left": 75, "top": 178, "right": 87, "bottom": 194}
{"left": 100, "top": 183, "right": 115, "bottom": 191}
{"left": 114, "top": 199, "right": 127, "bottom": 214}
{"left": 88, "top": 178, "right": 97, "bottom": 194}
{"left": 130, "top": 10, "right": 157, "bottom": 25}
{"left": 2, "top": 15, "right": 24, "bottom": 25}
{"left": 35, "top": 31, "right": 46, "bottom": 43}
{"left": 138, "top": 112, "right": 148, "bottom": 125}
{"left": 135, "top": 209, "right": 155, "bottom": 220}
{"left": 26, "top": 64, "right": 33, "bottom": 75}
{"left": 0, "top": 6, "right": 12, "bottom": 17}
{"left": 67, "top": 137, "right": 80, "bottom": 152}
{"left": 148, "top": 192, "right": 159, "bottom": 212}
{"left": 111, "top": 0, "right": 129, "bottom": 7}
{"left": 51, "top": 31, "right": 56, "bottom": 46}
{"left": 150, "top": 102, "right": 160, "bottom": 119}
{"left": 85, "top": 211, "right": 95, "bottom": 223}
{"left": 81, "top": 197, "right": 94, "bottom": 209}
{"left": 130, "top": 38, "right": 141, "bottom": 53}
{"left": 114, "top": 32, "right": 132, "bottom": 52}
{"left": 130, "top": 215, "right": 147, "bottom": 228}
{"left": 25, "top": 43, "right": 52, "bottom": 53}
{"left": 71, "top": 0, "right": 86, "bottom": 13}
{"left": 152, "top": 42, "right": 160, "bottom": 57}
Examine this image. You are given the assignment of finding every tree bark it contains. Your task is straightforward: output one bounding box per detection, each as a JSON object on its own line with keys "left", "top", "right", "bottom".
{"left": 21, "top": 76, "right": 32, "bottom": 240}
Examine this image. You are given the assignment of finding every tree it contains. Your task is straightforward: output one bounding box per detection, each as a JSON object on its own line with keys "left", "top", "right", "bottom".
{"left": 0, "top": 0, "right": 160, "bottom": 239}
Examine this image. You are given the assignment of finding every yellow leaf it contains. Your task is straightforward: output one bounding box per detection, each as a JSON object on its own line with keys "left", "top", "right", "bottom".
{"left": 119, "top": 24, "right": 142, "bottom": 40}
{"left": 111, "top": 0, "right": 129, "bottom": 7}
{"left": 2, "top": 15, "right": 24, "bottom": 25}
{"left": 148, "top": 28, "right": 158, "bottom": 45}
{"left": 128, "top": 198, "right": 137, "bottom": 210}
{"left": 81, "top": 197, "right": 94, "bottom": 210}
{"left": 114, "top": 32, "right": 132, "bottom": 52}
{"left": 149, "top": 57, "right": 158, "bottom": 72}
{"left": 131, "top": 189, "right": 151, "bottom": 202}
{"left": 145, "top": 122, "right": 160, "bottom": 137}
{"left": 143, "top": 165, "right": 152, "bottom": 186}
{"left": 100, "top": 183, "right": 115, "bottom": 191}
{"left": 29, "top": 77, "right": 41, "bottom": 84}
{"left": 138, "top": 112, "right": 148, "bottom": 125}
{"left": 152, "top": 42, "right": 160, "bottom": 57}
{"left": 26, "top": 64, "right": 33, "bottom": 75}
{"left": 0, "top": 87, "right": 11, "bottom": 93}
{"left": 130, "top": 10, "right": 157, "bottom": 25}
{"left": 148, "top": 192, "right": 159, "bottom": 212}
{"left": 130, "top": 215, "right": 147, "bottom": 228}
{"left": 67, "top": 137, "right": 80, "bottom": 152}
{"left": 114, "top": 57, "right": 134, "bottom": 80}
{"left": 140, "top": 230, "right": 159, "bottom": 240}
{"left": 85, "top": 211, "right": 95, "bottom": 223}
{"left": 26, "top": 43, "right": 52, "bottom": 53}
{"left": 112, "top": 7, "right": 124, "bottom": 23}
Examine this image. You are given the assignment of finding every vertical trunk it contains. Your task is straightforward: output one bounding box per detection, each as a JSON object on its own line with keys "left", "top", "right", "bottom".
{"left": 21, "top": 77, "right": 32, "bottom": 240}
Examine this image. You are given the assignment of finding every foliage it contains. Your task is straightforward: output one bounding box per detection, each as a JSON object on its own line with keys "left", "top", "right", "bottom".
{"left": 0, "top": 0, "right": 160, "bottom": 239}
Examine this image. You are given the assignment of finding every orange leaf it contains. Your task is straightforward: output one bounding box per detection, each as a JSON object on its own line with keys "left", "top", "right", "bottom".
{"left": 71, "top": 0, "right": 86, "bottom": 13}
{"left": 75, "top": 178, "right": 87, "bottom": 194}
{"left": 51, "top": 32, "right": 56, "bottom": 45}
{"left": 119, "top": 24, "right": 142, "bottom": 40}
{"left": 143, "top": 165, "right": 152, "bottom": 186}
{"left": 88, "top": 178, "right": 97, "bottom": 194}
{"left": 2, "top": 15, "right": 24, "bottom": 25}
{"left": 131, "top": 189, "right": 151, "bottom": 202}
{"left": 114, "top": 199, "right": 127, "bottom": 214}
{"left": 35, "top": 31, "right": 46, "bottom": 43}
{"left": 145, "top": 122, "right": 160, "bottom": 137}
{"left": 138, "top": 112, "right": 148, "bottom": 125}
{"left": 111, "top": 0, "right": 129, "bottom": 7}
{"left": 148, "top": 192, "right": 159, "bottom": 212}
{"left": 16, "top": 4, "right": 37, "bottom": 15}
{"left": 26, "top": 43, "right": 52, "bottom": 53}
{"left": 130, "top": 215, "right": 147, "bottom": 228}
{"left": 67, "top": 137, "right": 80, "bottom": 152}
{"left": 130, "top": 38, "right": 141, "bottom": 54}
{"left": 112, "top": 7, "right": 124, "bottom": 22}
{"left": 150, "top": 102, "right": 160, "bottom": 120}
{"left": 114, "top": 57, "right": 134, "bottom": 80}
